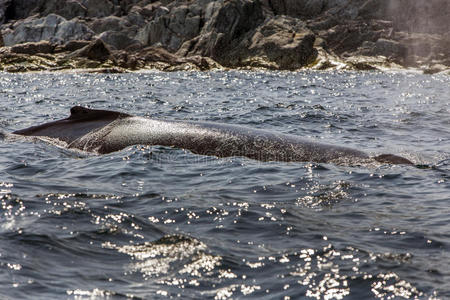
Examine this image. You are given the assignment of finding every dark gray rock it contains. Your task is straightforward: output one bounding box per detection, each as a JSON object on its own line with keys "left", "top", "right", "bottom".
{"left": 136, "top": 3, "right": 203, "bottom": 51}
{"left": 115, "top": 0, "right": 154, "bottom": 15}
{"left": 2, "top": 14, "right": 93, "bottom": 46}
{"left": 125, "top": 9, "right": 146, "bottom": 28}
{"left": 56, "top": 39, "right": 90, "bottom": 52}
{"left": 265, "top": 0, "right": 326, "bottom": 18}
{"left": 320, "top": 20, "right": 384, "bottom": 55}
{"left": 83, "top": 0, "right": 116, "bottom": 18}
{"left": 186, "top": 0, "right": 264, "bottom": 61}
{"left": 0, "top": 0, "right": 448, "bottom": 71}
{"left": 10, "top": 40, "right": 55, "bottom": 54}
{"left": 264, "top": 0, "right": 370, "bottom": 19}
{"left": 4, "top": 0, "right": 44, "bottom": 20}
{"left": 69, "top": 38, "right": 111, "bottom": 61}
{"left": 90, "top": 16, "right": 132, "bottom": 34}
{"left": 98, "top": 30, "right": 142, "bottom": 50}
{"left": 229, "top": 16, "right": 318, "bottom": 69}
{"left": 373, "top": 38, "right": 406, "bottom": 58}
{"left": 398, "top": 33, "right": 449, "bottom": 66}
{"left": 0, "top": 0, "right": 11, "bottom": 25}
{"left": 359, "top": 0, "right": 450, "bottom": 35}
{"left": 40, "top": 0, "right": 88, "bottom": 20}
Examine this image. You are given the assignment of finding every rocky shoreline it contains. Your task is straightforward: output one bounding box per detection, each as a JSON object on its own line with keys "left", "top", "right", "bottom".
{"left": 0, "top": 0, "right": 449, "bottom": 73}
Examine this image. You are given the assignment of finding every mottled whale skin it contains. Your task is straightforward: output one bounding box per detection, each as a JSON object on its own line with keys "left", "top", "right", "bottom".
{"left": 13, "top": 106, "right": 413, "bottom": 165}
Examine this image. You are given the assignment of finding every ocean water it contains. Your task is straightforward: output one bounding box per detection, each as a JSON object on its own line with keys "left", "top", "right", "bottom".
{"left": 0, "top": 70, "right": 449, "bottom": 299}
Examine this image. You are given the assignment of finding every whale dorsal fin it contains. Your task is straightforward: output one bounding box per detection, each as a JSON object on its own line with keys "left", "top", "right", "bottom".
{"left": 68, "top": 106, "right": 131, "bottom": 121}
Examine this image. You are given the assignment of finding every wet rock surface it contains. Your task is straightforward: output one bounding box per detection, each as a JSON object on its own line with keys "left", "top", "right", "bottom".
{"left": 0, "top": 0, "right": 448, "bottom": 72}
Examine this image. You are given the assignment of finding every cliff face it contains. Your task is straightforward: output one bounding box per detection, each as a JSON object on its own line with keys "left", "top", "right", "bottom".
{"left": 0, "top": 0, "right": 449, "bottom": 73}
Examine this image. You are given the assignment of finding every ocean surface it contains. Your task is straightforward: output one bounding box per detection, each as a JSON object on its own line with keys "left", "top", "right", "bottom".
{"left": 0, "top": 70, "right": 449, "bottom": 299}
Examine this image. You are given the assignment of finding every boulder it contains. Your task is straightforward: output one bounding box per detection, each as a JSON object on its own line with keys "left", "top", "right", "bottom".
{"left": 139, "top": 46, "right": 183, "bottom": 64}
{"left": 2, "top": 14, "right": 94, "bottom": 46}
{"left": 69, "top": 38, "right": 111, "bottom": 61}
{"left": 56, "top": 39, "right": 90, "bottom": 52}
{"left": 133, "top": 46, "right": 221, "bottom": 70}
{"left": 98, "top": 30, "right": 142, "bottom": 50}
{"left": 10, "top": 40, "right": 55, "bottom": 54}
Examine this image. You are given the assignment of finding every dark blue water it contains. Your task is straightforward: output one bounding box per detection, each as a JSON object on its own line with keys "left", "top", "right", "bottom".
{"left": 0, "top": 71, "right": 449, "bottom": 299}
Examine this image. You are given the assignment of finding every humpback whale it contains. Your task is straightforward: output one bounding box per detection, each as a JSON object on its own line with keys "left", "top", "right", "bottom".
{"left": 13, "top": 106, "right": 413, "bottom": 165}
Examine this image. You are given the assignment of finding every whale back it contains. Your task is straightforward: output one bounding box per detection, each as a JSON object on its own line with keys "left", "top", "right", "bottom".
{"left": 374, "top": 154, "right": 413, "bottom": 165}
{"left": 13, "top": 106, "right": 414, "bottom": 165}
{"left": 13, "top": 106, "right": 129, "bottom": 144}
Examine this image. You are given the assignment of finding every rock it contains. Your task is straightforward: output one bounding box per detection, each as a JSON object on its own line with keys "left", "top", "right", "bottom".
{"left": 4, "top": 0, "right": 44, "bottom": 20}
{"left": 2, "top": 14, "right": 94, "bottom": 46}
{"left": 135, "top": 46, "right": 221, "bottom": 71}
{"left": 136, "top": 3, "right": 203, "bottom": 51}
{"left": 140, "top": 2, "right": 165, "bottom": 18}
{"left": 55, "top": 39, "right": 90, "bottom": 52}
{"left": 307, "top": 15, "right": 339, "bottom": 31}
{"left": 265, "top": 0, "right": 370, "bottom": 19}
{"left": 0, "top": 0, "right": 448, "bottom": 72}
{"left": 231, "top": 16, "right": 318, "bottom": 69}
{"left": 0, "top": 30, "right": 4, "bottom": 47}
{"left": 90, "top": 16, "right": 131, "bottom": 34}
{"left": 354, "top": 38, "right": 406, "bottom": 61}
{"left": 360, "top": 0, "right": 450, "bottom": 35}
{"left": 373, "top": 38, "right": 406, "bottom": 58}
{"left": 266, "top": 0, "right": 326, "bottom": 18}
{"left": 125, "top": 9, "right": 146, "bottom": 28}
{"left": 321, "top": 20, "right": 383, "bottom": 55}
{"left": 40, "top": 0, "right": 88, "bottom": 20}
{"left": 310, "top": 46, "right": 348, "bottom": 70}
{"left": 422, "top": 64, "right": 449, "bottom": 75}
{"left": 139, "top": 46, "right": 183, "bottom": 64}
{"left": 342, "top": 54, "right": 403, "bottom": 71}
{"left": 186, "top": 0, "right": 264, "bottom": 61}
{"left": 69, "top": 38, "right": 111, "bottom": 61}
{"left": 10, "top": 40, "right": 55, "bottom": 54}
{"left": 184, "top": 55, "right": 221, "bottom": 71}
{"left": 111, "top": 50, "right": 141, "bottom": 70}
{"left": 395, "top": 33, "right": 448, "bottom": 67}
{"left": 116, "top": 0, "right": 154, "bottom": 15}
{"left": 83, "top": 0, "right": 116, "bottom": 18}
{"left": 0, "top": 0, "right": 11, "bottom": 25}
{"left": 15, "top": 0, "right": 117, "bottom": 19}
{"left": 98, "top": 30, "right": 142, "bottom": 50}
